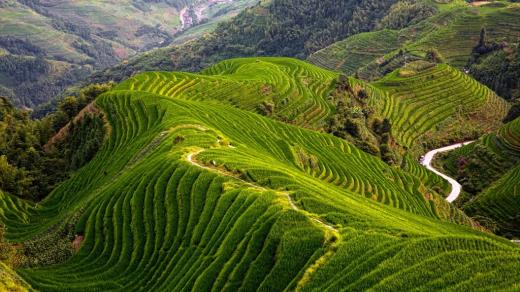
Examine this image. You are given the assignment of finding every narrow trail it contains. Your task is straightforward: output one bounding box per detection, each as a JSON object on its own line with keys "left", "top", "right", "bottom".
{"left": 185, "top": 149, "right": 338, "bottom": 232}
{"left": 420, "top": 141, "right": 474, "bottom": 203}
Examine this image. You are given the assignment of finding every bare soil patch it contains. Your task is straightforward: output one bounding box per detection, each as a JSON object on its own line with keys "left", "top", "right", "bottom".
{"left": 469, "top": 1, "right": 491, "bottom": 7}
{"left": 72, "top": 235, "right": 84, "bottom": 252}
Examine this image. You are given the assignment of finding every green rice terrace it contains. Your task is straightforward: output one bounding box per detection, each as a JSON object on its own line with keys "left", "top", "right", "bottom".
{"left": 309, "top": 0, "right": 520, "bottom": 77}
{"left": 371, "top": 62, "right": 509, "bottom": 153}
{"left": 0, "top": 57, "right": 520, "bottom": 290}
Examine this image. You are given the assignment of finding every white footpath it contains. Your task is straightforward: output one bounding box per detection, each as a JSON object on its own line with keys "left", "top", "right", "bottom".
{"left": 420, "top": 141, "right": 474, "bottom": 203}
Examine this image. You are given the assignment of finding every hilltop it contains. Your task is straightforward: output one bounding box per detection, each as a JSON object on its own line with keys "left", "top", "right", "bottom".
{"left": 0, "top": 58, "right": 519, "bottom": 290}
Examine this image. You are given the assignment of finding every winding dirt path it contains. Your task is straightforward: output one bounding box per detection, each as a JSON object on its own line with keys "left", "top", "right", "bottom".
{"left": 420, "top": 141, "right": 474, "bottom": 203}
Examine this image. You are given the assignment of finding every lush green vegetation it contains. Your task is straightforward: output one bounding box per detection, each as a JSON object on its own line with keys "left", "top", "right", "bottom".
{"left": 468, "top": 40, "right": 520, "bottom": 101}
{"left": 0, "top": 83, "right": 112, "bottom": 201}
{"left": 0, "top": 57, "right": 518, "bottom": 289}
{"left": 372, "top": 62, "right": 509, "bottom": 154}
{"left": 440, "top": 116, "right": 520, "bottom": 237}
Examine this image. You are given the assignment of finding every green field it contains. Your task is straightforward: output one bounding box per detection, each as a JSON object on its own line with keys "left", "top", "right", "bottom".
{"left": 0, "top": 57, "right": 519, "bottom": 290}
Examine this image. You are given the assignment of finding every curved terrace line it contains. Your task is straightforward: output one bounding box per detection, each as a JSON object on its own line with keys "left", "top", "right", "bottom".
{"left": 186, "top": 149, "right": 338, "bottom": 232}
{"left": 421, "top": 141, "right": 474, "bottom": 203}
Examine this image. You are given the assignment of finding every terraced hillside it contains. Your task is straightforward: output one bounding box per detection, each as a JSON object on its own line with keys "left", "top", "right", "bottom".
{"left": 118, "top": 58, "right": 509, "bottom": 155}
{"left": 440, "top": 117, "right": 520, "bottom": 236}
{"left": 309, "top": 0, "right": 520, "bottom": 76}
{"left": 100, "top": 58, "right": 456, "bottom": 217}
{"left": 1, "top": 84, "right": 519, "bottom": 290}
{"left": 0, "top": 57, "right": 518, "bottom": 289}
{"left": 371, "top": 62, "right": 509, "bottom": 153}
{"left": 116, "top": 58, "right": 339, "bottom": 129}
{"left": 308, "top": 29, "right": 401, "bottom": 76}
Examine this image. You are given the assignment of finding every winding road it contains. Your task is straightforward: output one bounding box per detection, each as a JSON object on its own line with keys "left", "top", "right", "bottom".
{"left": 420, "top": 141, "right": 474, "bottom": 203}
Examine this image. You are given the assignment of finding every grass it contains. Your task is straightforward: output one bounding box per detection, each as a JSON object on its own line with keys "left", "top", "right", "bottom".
{"left": 0, "top": 57, "right": 519, "bottom": 290}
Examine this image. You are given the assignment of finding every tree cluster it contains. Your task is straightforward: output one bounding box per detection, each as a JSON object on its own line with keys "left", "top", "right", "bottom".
{"left": 468, "top": 30, "right": 520, "bottom": 101}
{"left": 0, "top": 83, "right": 113, "bottom": 201}
{"left": 326, "top": 75, "right": 401, "bottom": 165}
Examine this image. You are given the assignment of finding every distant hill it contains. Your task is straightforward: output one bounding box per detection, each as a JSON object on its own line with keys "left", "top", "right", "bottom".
{"left": 308, "top": 0, "right": 520, "bottom": 81}
{"left": 2, "top": 58, "right": 520, "bottom": 290}
{"left": 0, "top": 0, "right": 256, "bottom": 107}
{"left": 87, "top": 0, "right": 403, "bottom": 91}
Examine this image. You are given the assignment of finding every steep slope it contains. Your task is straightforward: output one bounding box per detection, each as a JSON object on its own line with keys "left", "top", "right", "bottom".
{"left": 371, "top": 62, "right": 509, "bottom": 154}
{"left": 0, "top": 0, "right": 256, "bottom": 107}
{"left": 309, "top": 0, "right": 520, "bottom": 78}
{"left": 2, "top": 84, "right": 520, "bottom": 290}
{"left": 440, "top": 117, "right": 520, "bottom": 236}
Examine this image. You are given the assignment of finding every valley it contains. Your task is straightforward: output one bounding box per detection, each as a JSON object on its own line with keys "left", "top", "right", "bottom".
{"left": 0, "top": 0, "right": 256, "bottom": 107}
